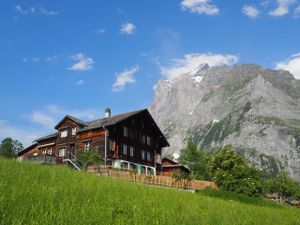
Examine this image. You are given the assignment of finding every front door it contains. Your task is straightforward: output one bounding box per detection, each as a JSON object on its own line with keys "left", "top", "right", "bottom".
{"left": 69, "top": 144, "right": 75, "bottom": 159}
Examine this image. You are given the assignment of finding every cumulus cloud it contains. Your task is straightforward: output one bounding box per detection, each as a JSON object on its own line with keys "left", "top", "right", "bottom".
{"left": 242, "top": 5, "right": 260, "bottom": 18}
{"left": 68, "top": 53, "right": 94, "bottom": 72}
{"left": 294, "top": 5, "right": 300, "bottom": 17}
{"left": 269, "top": 0, "right": 296, "bottom": 16}
{"left": 0, "top": 120, "right": 39, "bottom": 147}
{"left": 76, "top": 80, "right": 85, "bottom": 86}
{"left": 275, "top": 53, "right": 300, "bottom": 79}
{"left": 120, "top": 23, "right": 136, "bottom": 35}
{"left": 27, "top": 105, "right": 102, "bottom": 129}
{"left": 29, "top": 111, "right": 56, "bottom": 128}
{"left": 112, "top": 66, "right": 139, "bottom": 92}
{"left": 15, "top": 5, "right": 58, "bottom": 16}
{"left": 180, "top": 0, "right": 219, "bottom": 15}
{"left": 160, "top": 53, "right": 238, "bottom": 80}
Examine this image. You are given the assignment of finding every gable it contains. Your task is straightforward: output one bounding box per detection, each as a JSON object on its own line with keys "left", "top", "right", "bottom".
{"left": 55, "top": 116, "right": 87, "bottom": 130}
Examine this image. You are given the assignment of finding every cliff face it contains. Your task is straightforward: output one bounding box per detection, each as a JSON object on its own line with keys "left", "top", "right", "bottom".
{"left": 150, "top": 64, "right": 300, "bottom": 181}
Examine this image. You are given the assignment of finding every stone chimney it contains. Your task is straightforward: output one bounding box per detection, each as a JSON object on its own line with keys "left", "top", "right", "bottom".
{"left": 105, "top": 108, "right": 111, "bottom": 118}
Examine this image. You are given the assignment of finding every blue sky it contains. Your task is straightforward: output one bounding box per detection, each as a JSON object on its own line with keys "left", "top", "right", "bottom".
{"left": 1, "top": 0, "right": 300, "bottom": 146}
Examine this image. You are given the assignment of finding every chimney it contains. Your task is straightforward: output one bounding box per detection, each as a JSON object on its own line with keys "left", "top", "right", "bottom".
{"left": 105, "top": 107, "right": 111, "bottom": 118}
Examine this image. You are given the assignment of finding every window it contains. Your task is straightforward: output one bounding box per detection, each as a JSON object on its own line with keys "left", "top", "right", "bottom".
{"left": 141, "top": 121, "right": 145, "bottom": 129}
{"left": 47, "top": 148, "right": 53, "bottom": 155}
{"left": 146, "top": 152, "right": 151, "bottom": 161}
{"left": 141, "top": 150, "right": 145, "bottom": 160}
{"left": 123, "top": 144, "right": 128, "bottom": 155}
{"left": 140, "top": 166, "right": 146, "bottom": 174}
{"left": 130, "top": 146, "right": 134, "bottom": 157}
{"left": 61, "top": 129, "right": 68, "bottom": 138}
{"left": 141, "top": 135, "right": 146, "bottom": 144}
{"left": 72, "top": 127, "right": 77, "bottom": 136}
{"left": 108, "top": 140, "right": 114, "bottom": 151}
{"left": 121, "top": 162, "right": 128, "bottom": 169}
{"left": 129, "top": 163, "right": 137, "bottom": 171}
{"left": 59, "top": 148, "right": 66, "bottom": 157}
{"left": 84, "top": 141, "right": 91, "bottom": 151}
{"left": 156, "top": 153, "right": 161, "bottom": 164}
{"left": 147, "top": 168, "right": 154, "bottom": 176}
{"left": 146, "top": 136, "right": 152, "bottom": 145}
{"left": 42, "top": 149, "right": 46, "bottom": 154}
{"left": 123, "top": 126, "right": 129, "bottom": 137}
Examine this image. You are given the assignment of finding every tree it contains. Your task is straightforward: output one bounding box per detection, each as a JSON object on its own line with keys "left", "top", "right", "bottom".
{"left": 209, "top": 146, "right": 264, "bottom": 196}
{"left": 77, "top": 150, "right": 103, "bottom": 170}
{"left": 264, "top": 171, "right": 300, "bottom": 199}
{"left": 178, "top": 138, "right": 211, "bottom": 180}
{"left": 0, "top": 138, "right": 23, "bottom": 158}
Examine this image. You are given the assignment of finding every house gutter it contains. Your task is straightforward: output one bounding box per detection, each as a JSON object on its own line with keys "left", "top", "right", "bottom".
{"left": 103, "top": 125, "right": 107, "bottom": 166}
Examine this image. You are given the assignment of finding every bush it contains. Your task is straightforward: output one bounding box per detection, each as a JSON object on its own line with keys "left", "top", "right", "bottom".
{"left": 209, "top": 146, "right": 264, "bottom": 196}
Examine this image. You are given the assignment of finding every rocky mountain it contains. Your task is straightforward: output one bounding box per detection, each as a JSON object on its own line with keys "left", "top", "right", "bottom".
{"left": 150, "top": 64, "right": 300, "bottom": 181}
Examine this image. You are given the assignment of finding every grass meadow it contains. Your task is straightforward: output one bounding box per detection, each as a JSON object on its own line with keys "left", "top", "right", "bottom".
{"left": 0, "top": 157, "right": 299, "bottom": 225}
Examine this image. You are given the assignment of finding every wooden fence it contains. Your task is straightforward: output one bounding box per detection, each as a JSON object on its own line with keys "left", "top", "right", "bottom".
{"left": 87, "top": 166, "right": 218, "bottom": 191}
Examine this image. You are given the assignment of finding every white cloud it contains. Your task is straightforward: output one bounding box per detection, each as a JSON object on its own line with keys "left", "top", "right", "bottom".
{"left": 98, "top": 28, "right": 106, "bottom": 34}
{"left": 76, "top": 80, "right": 85, "bottom": 86}
{"left": 160, "top": 53, "right": 238, "bottom": 80}
{"left": 180, "top": 0, "right": 219, "bottom": 15}
{"left": 15, "top": 5, "right": 58, "bottom": 16}
{"left": 0, "top": 120, "right": 39, "bottom": 147}
{"left": 112, "top": 66, "right": 139, "bottom": 92}
{"left": 242, "top": 5, "right": 260, "bottom": 18}
{"left": 27, "top": 105, "right": 102, "bottom": 129}
{"left": 15, "top": 5, "right": 28, "bottom": 14}
{"left": 269, "top": 0, "right": 296, "bottom": 16}
{"left": 120, "top": 23, "right": 136, "bottom": 35}
{"left": 275, "top": 53, "right": 300, "bottom": 79}
{"left": 46, "top": 56, "right": 58, "bottom": 61}
{"left": 68, "top": 53, "right": 94, "bottom": 72}
{"left": 29, "top": 111, "right": 57, "bottom": 128}
{"left": 294, "top": 5, "right": 300, "bottom": 17}
{"left": 31, "top": 57, "right": 41, "bottom": 63}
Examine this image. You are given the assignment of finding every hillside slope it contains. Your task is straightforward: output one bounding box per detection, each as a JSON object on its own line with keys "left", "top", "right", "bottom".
{"left": 0, "top": 158, "right": 299, "bottom": 225}
{"left": 150, "top": 64, "right": 300, "bottom": 181}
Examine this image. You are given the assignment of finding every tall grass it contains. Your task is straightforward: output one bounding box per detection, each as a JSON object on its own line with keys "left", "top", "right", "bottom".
{"left": 0, "top": 157, "right": 299, "bottom": 225}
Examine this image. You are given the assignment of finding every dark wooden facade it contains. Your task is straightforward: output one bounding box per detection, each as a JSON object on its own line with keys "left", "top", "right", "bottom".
{"left": 18, "top": 109, "right": 169, "bottom": 175}
{"left": 160, "top": 158, "right": 190, "bottom": 176}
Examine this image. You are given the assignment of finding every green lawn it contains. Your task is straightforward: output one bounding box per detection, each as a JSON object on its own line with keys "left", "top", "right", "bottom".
{"left": 0, "top": 158, "right": 299, "bottom": 225}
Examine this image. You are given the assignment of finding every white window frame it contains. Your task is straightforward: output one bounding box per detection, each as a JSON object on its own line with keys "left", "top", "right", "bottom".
{"left": 59, "top": 148, "right": 66, "bottom": 157}
{"left": 108, "top": 140, "right": 114, "bottom": 151}
{"left": 146, "top": 152, "right": 151, "bottom": 161}
{"left": 72, "top": 127, "right": 77, "bottom": 136}
{"left": 47, "top": 148, "right": 53, "bottom": 155}
{"left": 146, "top": 136, "right": 152, "bottom": 145}
{"left": 61, "top": 129, "right": 68, "bottom": 138}
{"left": 141, "top": 150, "right": 145, "bottom": 160}
{"left": 84, "top": 141, "right": 91, "bottom": 151}
{"left": 123, "top": 144, "right": 127, "bottom": 155}
{"left": 130, "top": 146, "right": 134, "bottom": 157}
{"left": 123, "top": 126, "right": 129, "bottom": 137}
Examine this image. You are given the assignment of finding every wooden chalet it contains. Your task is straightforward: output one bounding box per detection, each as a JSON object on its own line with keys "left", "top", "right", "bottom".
{"left": 18, "top": 108, "right": 169, "bottom": 175}
{"left": 161, "top": 158, "right": 190, "bottom": 176}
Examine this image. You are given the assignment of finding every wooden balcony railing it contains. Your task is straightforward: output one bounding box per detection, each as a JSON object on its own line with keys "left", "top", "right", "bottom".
{"left": 25, "top": 155, "right": 57, "bottom": 164}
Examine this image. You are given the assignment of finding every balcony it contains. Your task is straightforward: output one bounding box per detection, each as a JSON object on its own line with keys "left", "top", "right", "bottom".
{"left": 24, "top": 155, "right": 57, "bottom": 164}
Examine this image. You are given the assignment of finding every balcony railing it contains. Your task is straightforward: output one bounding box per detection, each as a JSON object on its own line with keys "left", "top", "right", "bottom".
{"left": 25, "top": 155, "right": 57, "bottom": 164}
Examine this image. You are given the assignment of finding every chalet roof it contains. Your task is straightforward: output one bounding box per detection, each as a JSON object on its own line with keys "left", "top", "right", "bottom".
{"left": 54, "top": 115, "right": 87, "bottom": 129}
{"left": 78, "top": 109, "right": 147, "bottom": 132}
{"left": 27, "top": 108, "right": 169, "bottom": 148}
{"left": 161, "top": 158, "right": 190, "bottom": 172}
{"left": 17, "top": 143, "right": 38, "bottom": 156}
{"left": 35, "top": 133, "right": 57, "bottom": 142}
